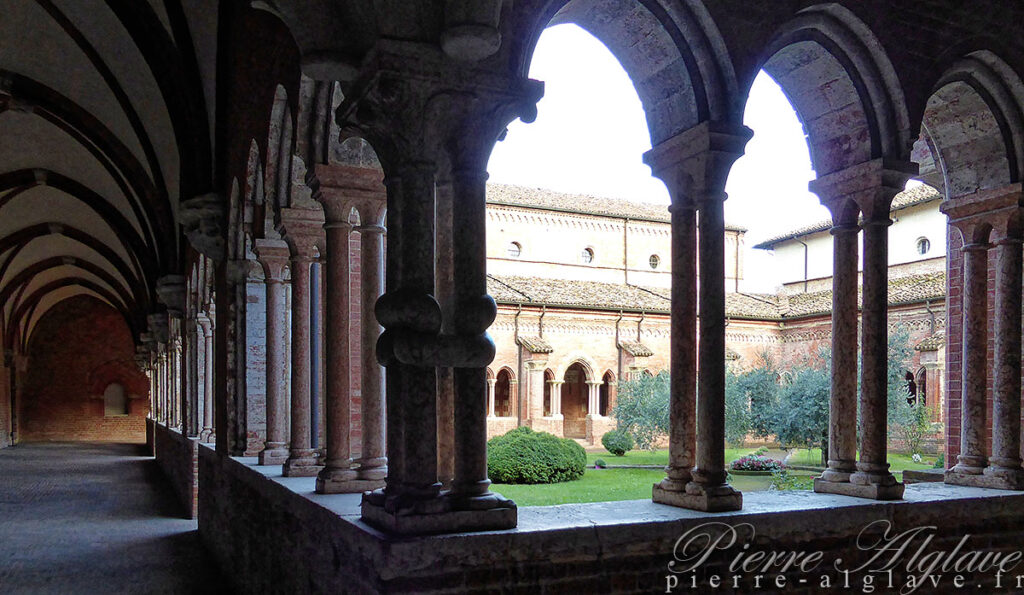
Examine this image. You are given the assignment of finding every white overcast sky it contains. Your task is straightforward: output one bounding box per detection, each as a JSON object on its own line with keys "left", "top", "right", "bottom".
{"left": 487, "top": 24, "right": 832, "bottom": 292}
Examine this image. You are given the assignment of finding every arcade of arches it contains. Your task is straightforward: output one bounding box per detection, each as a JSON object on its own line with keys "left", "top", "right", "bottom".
{"left": 3, "top": 1, "right": 1024, "bottom": 592}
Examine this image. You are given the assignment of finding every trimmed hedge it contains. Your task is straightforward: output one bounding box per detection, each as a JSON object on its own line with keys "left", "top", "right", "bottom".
{"left": 601, "top": 429, "right": 635, "bottom": 456}
{"left": 487, "top": 427, "right": 587, "bottom": 484}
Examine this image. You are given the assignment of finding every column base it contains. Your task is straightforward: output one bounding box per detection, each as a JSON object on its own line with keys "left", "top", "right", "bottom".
{"left": 945, "top": 468, "right": 1024, "bottom": 490}
{"left": 354, "top": 461, "right": 388, "bottom": 481}
{"left": 652, "top": 481, "right": 742, "bottom": 512}
{"left": 283, "top": 450, "right": 323, "bottom": 477}
{"left": 199, "top": 430, "right": 214, "bottom": 444}
{"left": 360, "top": 489, "right": 517, "bottom": 535}
{"left": 813, "top": 477, "right": 905, "bottom": 500}
{"left": 316, "top": 464, "right": 382, "bottom": 494}
{"left": 258, "top": 445, "right": 290, "bottom": 466}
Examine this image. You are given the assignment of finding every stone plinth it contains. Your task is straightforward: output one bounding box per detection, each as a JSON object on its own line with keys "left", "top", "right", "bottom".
{"left": 317, "top": 476, "right": 384, "bottom": 494}
{"left": 652, "top": 481, "right": 742, "bottom": 512}
{"left": 945, "top": 469, "right": 1024, "bottom": 491}
{"left": 813, "top": 477, "right": 905, "bottom": 500}
{"left": 361, "top": 492, "right": 516, "bottom": 536}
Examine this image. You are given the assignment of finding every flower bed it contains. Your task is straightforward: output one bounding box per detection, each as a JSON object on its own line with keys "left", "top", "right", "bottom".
{"left": 730, "top": 454, "right": 785, "bottom": 473}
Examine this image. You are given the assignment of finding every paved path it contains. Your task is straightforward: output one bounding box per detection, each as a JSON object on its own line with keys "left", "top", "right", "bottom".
{"left": 0, "top": 442, "right": 229, "bottom": 594}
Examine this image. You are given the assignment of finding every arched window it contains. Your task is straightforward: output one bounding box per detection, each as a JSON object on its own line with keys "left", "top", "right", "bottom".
{"left": 916, "top": 237, "right": 931, "bottom": 255}
{"left": 580, "top": 247, "right": 594, "bottom": 264}
{"left": 543, "top": 369, "right": 554, "bottom": 416}
{"left": 649, "top": 254, "right": 660, "bottom": 269}
{"left": 507, "top": 241, "right": 522, "bottom": 258}
{"left": 103, "top": 383, "right": 129, "bottom": 416}
{"left": 600, "top": 371, "right": 615, "bottom": 416}
{"left": 495, "top": 369, "right": 513, "bottom": 417}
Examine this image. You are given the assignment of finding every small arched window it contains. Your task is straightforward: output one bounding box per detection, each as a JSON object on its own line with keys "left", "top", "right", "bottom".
{"left": 916, "top": 237, "right": 931, "bottom": 255}
{"left": 580, "top": 247, "right": 594, "bottom": 264}
{"left": 649, "top": 254, "right": 660, "bottom": 269}
{"left": 104, "top": 383, "right": 129, "bottom": 416}
{"left": 507, "top": 241, "right": 522, "bottom": 258}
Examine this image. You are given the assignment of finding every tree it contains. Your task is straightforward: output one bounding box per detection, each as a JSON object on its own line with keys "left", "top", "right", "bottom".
{"left": 770, "top": 354, "right": 831, "bottom": 465}
{"left": 612, "top": 371, "right": 670, "bottom": 451}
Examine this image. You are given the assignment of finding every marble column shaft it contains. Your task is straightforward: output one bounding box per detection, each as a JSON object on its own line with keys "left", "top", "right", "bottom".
{"left": 852, "top": 218, "right": 897, "bottom": 486}
{"left": 487, "top": 379, "right": 496, "bottom": 417}
{"left": 694, "top": 194, "right": 728, "bottom": 488}
{"left": 663, "top": 202, "right": 696, "bottom": 491}
{"left": 284, "top": 255, "right": 320, "bottom": 476}
{"left": 199, "top": 317, "right": 214, "bottom": 442}
{"left": 256, "top": 241, "right": 290, "bottom": 466}
{"left": 954, "top": 242, "right": 990, "bottom": 473}
{"left": 823, "top": 223, "right": 859, "bottom": 482}
{"left": 989, "top": 236, "right": 1023, "bottom": 474}
{"left": 355, "top": 222, "right": 387, "bottom": 480}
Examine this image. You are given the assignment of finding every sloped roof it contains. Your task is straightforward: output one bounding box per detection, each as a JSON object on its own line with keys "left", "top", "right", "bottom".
{"left": 915, "top": 333, "right": 945, "bottom": 352}
{"left": 517, "top": 336, "right": 554, "bottom": 354}
{"left": 618, "top": 340, "right": 654, "bottom": 357}
{"left": 487, "top": 271, "right": 945, "bottom": 322}
{"left": 752, "top": 185, "right": 942, "bottom": 250}
{"left": 487, "top": 184, "right": 746, "bottom": 231}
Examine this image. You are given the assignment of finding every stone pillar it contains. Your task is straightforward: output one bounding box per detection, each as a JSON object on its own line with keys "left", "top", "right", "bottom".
{"left": 943, "top": 184, "right": 1024, "bottom": 489}
{"left": 986, "top": 229, "right": 1024, "bottom": 487}
{"left": 811, "top": 159, "right": 913, "bottom": 500}
{"left": 644, "top": 121, "right": 750, "bottom": 513}
{"left": 585, "top": 381, "right": 603, "bottom": 416}
{"left": 809, "top": 184, "right": 860, "bottom": 490}
{"left": 313, "top": 191, "right": 359, "bottom": 492}
{"left": 198, "top": 314, "right": 215, "bottom": 443}
{"left": 281, "top": 210, "right": 325, "bottom": 477}
{"left": 486, "top": 378, "right": 496, "bottom": 417}
{"left": 549, "top": 380, "right": 563, "bottom": 416}
{"left": 354, "top": 205, "right": 387, "bottom": 482}
{"left": 526, "top": 362, "right": 548, "bottom": 420}
{"left": 254, "top": 239, "right": 291, "bottom": 466}
{"left": 337, "top": 47, "right": 540, "bottom": 534}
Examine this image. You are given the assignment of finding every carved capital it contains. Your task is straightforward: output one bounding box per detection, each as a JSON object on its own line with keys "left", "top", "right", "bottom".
{"left": 180, "top": 193, "right": 227, "bottom": 261}
{"left": 253, "top": 238, "right": 291, "bottom": 282}
{"left": 644, "top": 121, "right": 752, "bottom": 208}
{"left": 155, "top": 275, "right": 187, "bottom": 318}
{"left": 278, "top": 207, "right": 325, "bottom": 260}
{"left": 941, "top": 183, "right": 1024, "bottom": 244}
{"left": 809, "top": 159, "right": 917, "bottom": 224}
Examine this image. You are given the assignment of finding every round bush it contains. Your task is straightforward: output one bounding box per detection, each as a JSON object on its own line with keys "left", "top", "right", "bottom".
{"left": 487, "top": 427, "right": 586, "bottom": 484}
{"left": 601, "top": 429, "right": 635, "bottom": 456}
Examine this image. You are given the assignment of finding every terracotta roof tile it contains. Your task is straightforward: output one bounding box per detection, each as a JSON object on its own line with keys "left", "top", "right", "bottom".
{"left": 618, "top": 340, "right": 654, "bottom": 357}
{"left": 915, "top": 333, "right": 944, "bottom": 351}
{"left": 517, "top": 336, "right": 554, "bottom": 354}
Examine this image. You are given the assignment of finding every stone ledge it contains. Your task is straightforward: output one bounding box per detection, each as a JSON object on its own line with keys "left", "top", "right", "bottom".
{"left": 199, "top": 445, "right": 1024, "bottom": 593}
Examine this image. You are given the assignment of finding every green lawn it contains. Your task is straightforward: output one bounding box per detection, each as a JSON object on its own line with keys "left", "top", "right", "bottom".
{"left": 586, "top": 448, "right": 755, "bottom": 467}
{"left": 492, "top": 463, "right": 819, "bottom": 507}
{"left": 784, "top": 448, "right": 939, "bottom": 480}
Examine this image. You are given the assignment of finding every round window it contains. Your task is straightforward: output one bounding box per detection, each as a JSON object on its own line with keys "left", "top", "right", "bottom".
{"left": 916, "top": 237, "right": 931, "bottom": 255}
{"left": 507, "top": 241, "right": 522, "bottom": 258}
{"left": 581, "top": 247, "right": 594, "bottom": 264}
{"left": 649, "top": 254, "right": 660, "bottom": 269}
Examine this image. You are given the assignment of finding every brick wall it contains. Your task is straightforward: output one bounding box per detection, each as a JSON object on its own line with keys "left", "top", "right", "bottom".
{"left": 154, "top": 422, "right": 199, "bottom": 519}
{"left": 20, "top": 296, "right": 148, "bottom": 443}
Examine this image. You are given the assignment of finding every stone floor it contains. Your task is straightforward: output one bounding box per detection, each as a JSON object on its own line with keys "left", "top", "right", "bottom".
{"left": 0, "top": 442, "right": 229, "bottom": 594}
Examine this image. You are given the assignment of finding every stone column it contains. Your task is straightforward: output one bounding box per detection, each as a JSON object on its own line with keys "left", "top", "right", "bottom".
{"left": 809, "top": 187, "right": 860, "bottom": 491}
{"left": 526, "top": 362, "right": 548, "bottom": 421}
{"left": 942, "top": 185, "right": 1024, "bottom": 489}
{"left": 254, "top": 239, "right": 291, "bottom": 466}
{"left": 282, "top": 210, "right": 325, "bottom": 477}
{"left": 313, "top": 191, "right": 359, "bottom": 492}
{"left": 644, "top": 121, "right": 750, "bottom": 513}
{"left": 986, "top": 229, "right": 1024, "bottom": 487}
{"left": 354, "top": 204, "right": 387, "bottom": 482}
{"left": 198, "top": 314, "right": 215, "bottom": 443}
{"left": 549, "top": 380, "right": 563, "bottom": 416}
{"left": 585, "top": 381, "right": 603, "bottom": 416}
{"left": 487, "top": 378, "right": 496, "bottom": 417}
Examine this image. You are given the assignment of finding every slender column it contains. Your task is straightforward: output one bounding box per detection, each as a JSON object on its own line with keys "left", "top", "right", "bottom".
{"left": 550, "top": 381, "right": 563, "bottom": 416}
{"left": 585, "top": 381, "right": 603, "bottom": 416}
{"left": 449, "top": 168, "right": 500, "bottom": 507}
{"left": 283, "top": 251, "right": 321, "bottom": 476}
{"left": 850, "top": 216, "right": 901, "bottom": 490}
{"left": 986, "top": 234, "right": 1024, "bottom": 486}
{"left": 486, "top": 379, "right": 496, "bottom": 417}
{"left": 315, "top": 214, "right": 359, "bottom": 491}
{"left": 526, "top": 362, "right": 548, "bottom": 421}
{"left": 198, "top": 315, "right": 214, "bottom": 442}
{"left": 950, "top": 242, "right": 990, "bottom": 475}
{"left": 355, "top": 220, "right": 387, "bottom": 481}
{"left": 255, "top": 239, "right": 291, "bottom": 466}
{"left": 692, "top": 193, "right": 733, "bottom": 494}
{"left": 818, "top": 219, "right": 859, "bottom": 484}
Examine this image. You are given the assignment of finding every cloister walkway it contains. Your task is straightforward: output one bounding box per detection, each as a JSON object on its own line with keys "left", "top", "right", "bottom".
{"left": 0, "top": 442, "right": 228, "bottom": 594}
